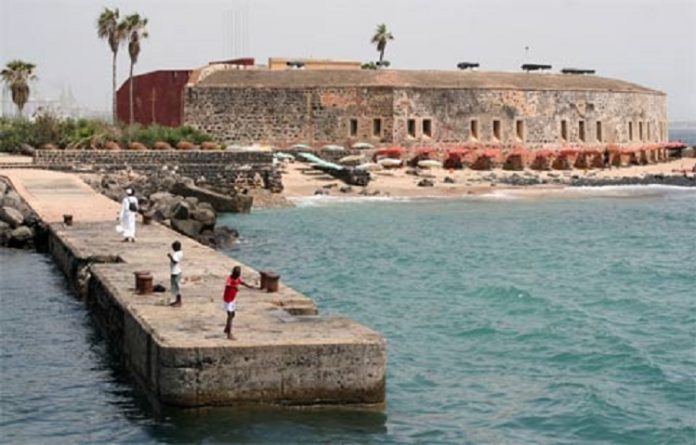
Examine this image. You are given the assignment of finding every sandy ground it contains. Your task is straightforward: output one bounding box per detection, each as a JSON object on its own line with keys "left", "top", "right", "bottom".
{"left": 280, "top": 157, "right": 696, "bottom": 199}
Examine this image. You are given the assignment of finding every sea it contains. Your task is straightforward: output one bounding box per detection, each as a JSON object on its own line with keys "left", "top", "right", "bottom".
{"left": 1, "top": 184, "right": 694, "bottom": 444}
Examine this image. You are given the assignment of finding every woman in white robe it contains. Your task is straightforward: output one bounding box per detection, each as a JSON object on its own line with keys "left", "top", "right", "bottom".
{"left": 118, "top": 188, "right": 138, "bottom": 242}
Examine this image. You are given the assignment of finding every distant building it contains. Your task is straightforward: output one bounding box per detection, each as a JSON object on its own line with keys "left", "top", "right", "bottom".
{"left": 116, "top": 69, "right": 192, "bottom": 127}
{"left": 183, "top": 67, "right": 667, "bottom": 148}
{"left": 116, "top": 58, "right": 668, "bottom": 149}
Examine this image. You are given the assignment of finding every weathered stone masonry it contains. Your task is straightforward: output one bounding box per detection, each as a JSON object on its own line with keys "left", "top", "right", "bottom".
{"left": 183, "top": 69, "right": 667, "bottom": 149}
{"left": 33, "top": 150, "right": 282, "bottom": 192}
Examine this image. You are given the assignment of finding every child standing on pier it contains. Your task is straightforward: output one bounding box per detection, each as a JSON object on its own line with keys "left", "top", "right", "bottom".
{"left": 168, "top": 241, "right": 183, "bottom": 307}
{"left": 222, "top": 266, "right": 252, "bottom": 340}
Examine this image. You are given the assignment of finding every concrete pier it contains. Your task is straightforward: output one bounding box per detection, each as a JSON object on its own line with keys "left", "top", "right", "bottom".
{"left": 1, "top": 169, "right": 386, "bottom": 407}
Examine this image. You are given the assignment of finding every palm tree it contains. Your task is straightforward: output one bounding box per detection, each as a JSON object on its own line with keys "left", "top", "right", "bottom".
{"left": 123, "top": 13, "right": 148, "bottom": 126}
{"left": 1, "top": 60, "right": 37, "bottom": 117}
{"left": 96, "top": 7, "right": 126, "bottom": 123}
{"left": 371, "top": 24, "right": 394, "bottom": 66}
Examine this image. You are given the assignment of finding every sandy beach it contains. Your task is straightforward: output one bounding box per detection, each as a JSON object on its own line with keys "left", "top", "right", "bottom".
{"left": 279, "top": 157, "right": 696, "bottom": 200}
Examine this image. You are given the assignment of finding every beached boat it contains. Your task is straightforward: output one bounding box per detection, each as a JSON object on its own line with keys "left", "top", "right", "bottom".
{"left": 356, "top": 162, "right": 383, "bottom": 171}
{"left": 417, "top": 159, "right": 442, "bottom": 169}
{"left": 378, "top": 158, "right": 403, "bottom": 168}
{"left": 322, "top": 144, "right": 346, "bottom": 151}
{"left": 352, "top": 142, "right": 374, "bottom": 149}
{"left": 339, "top": 154, "right": 366, "bottom": 165}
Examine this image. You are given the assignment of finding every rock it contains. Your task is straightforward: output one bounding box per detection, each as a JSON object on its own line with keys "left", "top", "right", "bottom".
{"left": 443, "top": 176, "right": 455, "bottom": 184}
{"left": 150, "top": 191, "right": 176, "bottom": 202}
{"left": 170, "top": 218, "right": 203, "bottom": 238}
{"left": 198, "top": 201, "right": 214, "bottom": 211}
{"left": 405, "top": 168, "right": 419, "bottom": 176}
{"left": 214, "top": 226, "right": 238, "bottom": 249}
{"left": 184, "top": 196, "right": 199, "bottom": 207}
{"left": 1, "top": 191, "right": 22, "bottom": 209}
{"left": 0, "top": 206, "right": 24, "bottom": 228}
{"left": 171, "top": 201, "right": 192, "bottom": 220}
{"left": 191, "top": 208, "right": 216, "bottom": 229}
{"left": 196, "top": 230, "right": 216, "bottom": 246}
{"left": 339, "top": 186, "right": 353, "bottom": 193}
{"left": 8, "top": 225, "right": 33, "bottom": 247}
{"left": 314, "top": 189, "right": 329, "bottom": 195}
{"left": 0, "top": 221, "right": 10, "bottom": 243}
{"left": 0, "top": 180, "right": 7, "bottom": 197}
{"left": 170, "top": 181, "right": 252, "bottom": 213}
{"left": 417, "top": 179, "right": 435, "bottom": 187}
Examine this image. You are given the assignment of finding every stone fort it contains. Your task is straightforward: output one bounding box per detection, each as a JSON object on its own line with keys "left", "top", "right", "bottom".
{"left": 180, "top": 61, "right": 666, "bottom": 149}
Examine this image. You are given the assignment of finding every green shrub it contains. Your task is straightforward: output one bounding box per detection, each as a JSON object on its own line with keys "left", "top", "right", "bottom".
{"left": 0, "top": 114, "right": 215, "bottom": 152}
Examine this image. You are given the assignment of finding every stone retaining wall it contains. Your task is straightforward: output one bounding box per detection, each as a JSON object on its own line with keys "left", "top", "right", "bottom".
{"left": 32, "top": 150, "right": 282, "bottom": 191}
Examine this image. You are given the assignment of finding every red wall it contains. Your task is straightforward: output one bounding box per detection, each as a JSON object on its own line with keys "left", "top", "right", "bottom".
{"left": 116, "top": 70, "right": 191, "bottom": 127}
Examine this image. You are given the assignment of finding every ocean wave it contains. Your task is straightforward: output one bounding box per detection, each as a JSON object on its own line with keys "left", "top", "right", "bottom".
{"left": 289, "top": 195, "right": 412, "bottom": 207}
{"left": 473, "top": 184, "right": 696, "bottom": 201}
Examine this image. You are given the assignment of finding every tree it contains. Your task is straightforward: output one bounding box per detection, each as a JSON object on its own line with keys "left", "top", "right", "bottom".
{"left": 371, "top": 24, "right": 394, "bottom": 65}
{"left": 1, "top": 60, "right": 37, "bottom": 117}
{"left": 123, "top": 13, "right": 148, "bottom": 126}
{"left": 96, "top": 7, "right": 126, "bottom": 123}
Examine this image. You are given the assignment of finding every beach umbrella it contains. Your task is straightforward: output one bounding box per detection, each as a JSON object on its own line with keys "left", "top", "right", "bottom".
{"left": 374, "top": 146, "right": 404, "bottom": 159}
{"left": 446, "top": 148, "right": 472, "bottom": 158}
{"left": 533, "top": 149, "right": 554, "bottom": 158}
{"left": 352, "top": 142, "right": 374, "bottom": 149}
{"left": 559, "top": 147, "right": 580, "bottom": 156}
{"left": 414, "top": 147, "right": 436, "bottom": 156}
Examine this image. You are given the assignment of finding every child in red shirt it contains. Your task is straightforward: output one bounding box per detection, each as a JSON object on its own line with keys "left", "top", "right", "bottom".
{"left": 223, "top": 266, "right": 252, "bottom": 340}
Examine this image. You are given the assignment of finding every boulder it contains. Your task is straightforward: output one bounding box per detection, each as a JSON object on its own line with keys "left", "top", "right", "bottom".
{"left": 184, "top": 196, "right": 199, "bottom": 207}
{"left": 196, "top": 230, "right": 216, "bottom": 246}
{"left": 443, "top": 176, "right": 455, "bottom": 184}
{"left": 0, "top": 221, "right": 10, "bottom": 243}
{"left": 8, "top": 225, "right": 33, "bottom": 247}
{"left": 0, "top": 206, "right": 24, "bottom": 227}
{"left": 0, "top": 180, "right": 8, "bottom": 197}
{"left": 339, "top": 186, "right": 353, "bottom": 193}
{"left": 171, "top": 181, "right": 253, "bottom": 213}
{"left": 1, "top": 190, "right": 22, "bottom": 209}
{"left": 171, "top": 201, "right": 192, "bottom": 220}
{"left": 214, "top": 226, "right": 239, "bottom": 249}
{"left": 170, "top": 218, "right": 203, "bottom": 239}
{"left": 191, "top": 208, "right": 216, "bottom": 228}
{"left": 417, "top": 179, "right": 435, "bottom": 187}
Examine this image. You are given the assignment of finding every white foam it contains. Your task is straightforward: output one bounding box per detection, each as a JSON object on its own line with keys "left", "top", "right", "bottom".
{"left": 290, "top": 195, "right": 412, "bottom": 207}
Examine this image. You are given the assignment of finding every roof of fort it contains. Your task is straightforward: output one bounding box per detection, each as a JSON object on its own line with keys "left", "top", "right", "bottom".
{"left": 194, "top": 69, "right": 662, "bottom": 94}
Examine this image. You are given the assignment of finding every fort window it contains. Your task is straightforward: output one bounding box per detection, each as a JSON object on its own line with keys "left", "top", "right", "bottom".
{"left": 639, "top": 121, "right": 644, "bottom": 141}
{"left": 596, "top": 121, "right": 603, "bottom": 142}
{"left": 349, "top": 119, "right": 358, "bottom": 137}
{"left": 470, "top": 119, "right": 479, "bottom": 140}
{"left": 373, "top": 118, "right": 382, "bottom": 137}
{"left": 516, "top": 120, "right": 525, "bottom": 141}
{"left": 422, "top": 119, "right": 432, "bottom": 138}
{"left": 578, "top": 121, "right": 586, "bottom": 142}
{"left": 561, "top": 120, "right": 568, "bottom": 141}
{"left": 407, "top": 119, "right": 417, "bottom": 138}
{"left": 492, "top": 120, "right": 502, "bottom": 141}
{"left": 628, "top": 121, "right": 634, "bottom": 141}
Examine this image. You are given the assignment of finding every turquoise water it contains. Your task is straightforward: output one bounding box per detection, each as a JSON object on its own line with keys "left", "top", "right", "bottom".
{"left": 1, "top": 187, "right": 695, "bottom": 444}
{"left": 220, "top": 188, "right": 696, "bottom": 444}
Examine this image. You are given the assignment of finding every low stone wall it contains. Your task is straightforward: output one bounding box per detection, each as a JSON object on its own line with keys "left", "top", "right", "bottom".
{"left": 32, "top": 150, "right": 282, "bottom": 191}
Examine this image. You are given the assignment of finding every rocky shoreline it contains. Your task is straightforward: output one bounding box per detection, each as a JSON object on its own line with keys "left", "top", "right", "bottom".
{"left": 81, "top": 171, "right": 248, "bottom": 249}
{"left": 0, "top": 178, "right": 46, "bottom": 249}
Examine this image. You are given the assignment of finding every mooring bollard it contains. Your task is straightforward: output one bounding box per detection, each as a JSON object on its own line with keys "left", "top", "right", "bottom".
{"left": 264, "top": 271, "right": 280, "bottom": 293}
{"left": 259, "top": 271, "right": 268, "bottom": 290}
{"left": 63, "top": 214, "right": 73, "bottom": 226}
{"left": 134, "top": 271, "right": 153, "bottom": 295}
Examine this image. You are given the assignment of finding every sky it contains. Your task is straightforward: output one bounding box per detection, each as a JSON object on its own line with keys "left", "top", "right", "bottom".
{"left": 1, "top": 0, "right": 695, "bottom": 121}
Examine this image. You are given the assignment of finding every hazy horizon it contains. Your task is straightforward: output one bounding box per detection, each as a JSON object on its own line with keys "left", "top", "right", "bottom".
{"left": 1, "top": 0, "right": 694, "bottom": 120}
